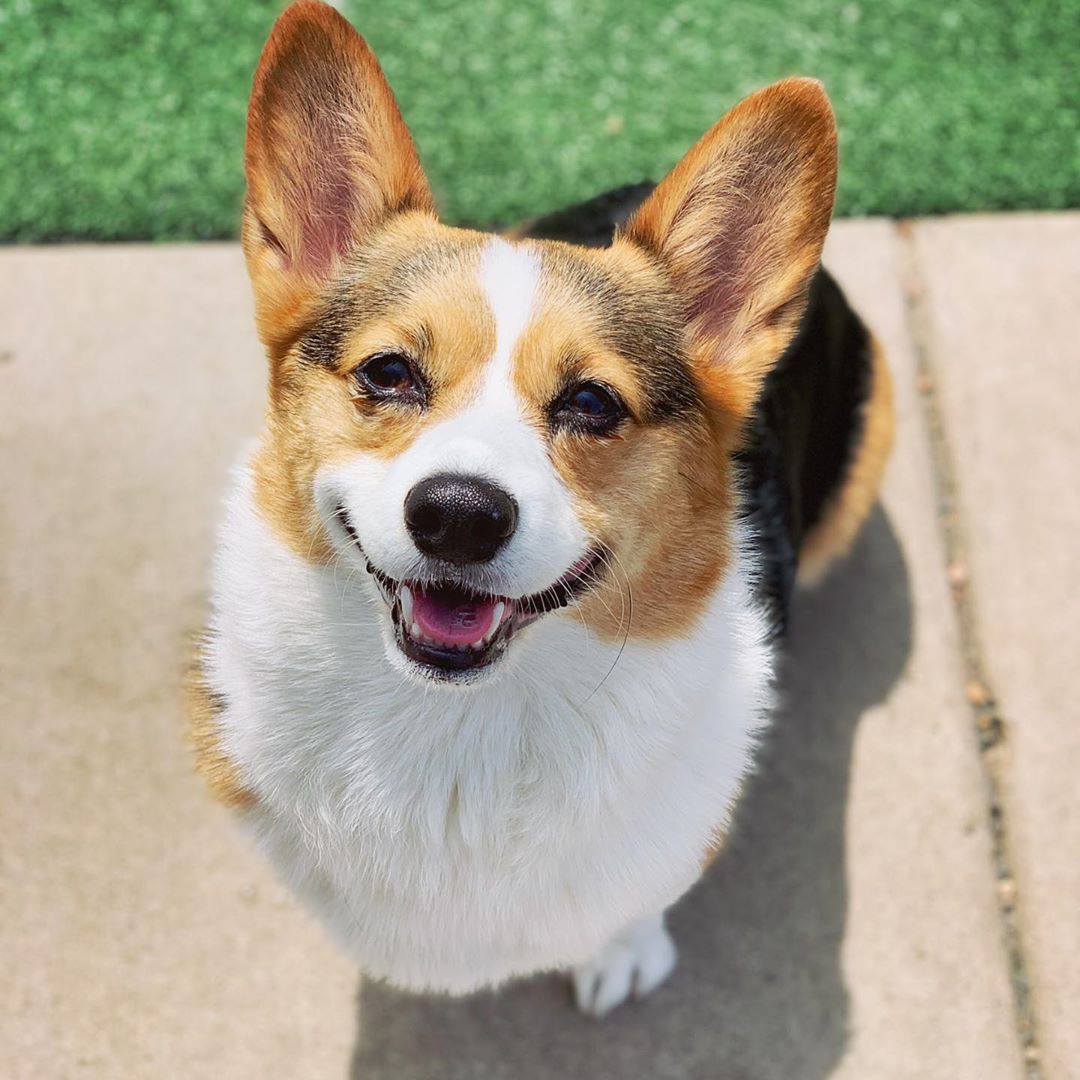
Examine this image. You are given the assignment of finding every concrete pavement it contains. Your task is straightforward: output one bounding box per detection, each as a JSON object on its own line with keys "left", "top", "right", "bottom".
{"left": 912, "top": 216, "right": 1080, "bottom": 1078}
{"left": 2, "top": 216, "right": 1076, "bottom": 1079}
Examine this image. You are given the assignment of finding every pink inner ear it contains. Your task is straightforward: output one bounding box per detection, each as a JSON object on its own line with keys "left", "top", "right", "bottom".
{"left": 279, "top": 85, "right": 364, "bottom": 275}
{"left": 678, "top": 138, "right": 799, "bottom": 345}
{"left": 297, "top": 160, "right": 358, "bottom": 274}
{"left": 687, "top": 229, "right": 753, "bottom": 334}
{"left": 254, "top": 21, "right": 370, "bottom": 276}
{"left": 248, "top": 5, "right": 435, "bottom": 283}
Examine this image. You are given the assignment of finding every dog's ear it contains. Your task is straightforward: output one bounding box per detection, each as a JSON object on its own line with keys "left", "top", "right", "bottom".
{"left": 621, "top": 78, "right": 837, "bottom": 418}
{"left": 243, "top": 0, "right": 434, "bottom": 351}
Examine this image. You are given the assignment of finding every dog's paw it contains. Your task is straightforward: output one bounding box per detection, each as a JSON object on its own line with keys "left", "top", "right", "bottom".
{"left": 571, "top": 914, "right": 677, "bottom": 1018}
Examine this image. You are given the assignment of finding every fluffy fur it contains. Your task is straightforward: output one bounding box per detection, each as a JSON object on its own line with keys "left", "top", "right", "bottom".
{"left": 190, "top": 0, "right": 888, "bottom": 1015}
{"left": 204, "top": 462, "right": 772, "bottom": 992}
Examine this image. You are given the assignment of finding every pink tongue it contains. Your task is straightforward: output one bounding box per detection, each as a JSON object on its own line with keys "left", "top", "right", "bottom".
{"left": 413, "top": 589, "right": 498, "bottom": 646}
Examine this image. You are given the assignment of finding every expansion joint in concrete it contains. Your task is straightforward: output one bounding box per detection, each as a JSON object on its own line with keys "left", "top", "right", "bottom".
{"left": 894, "top": 219, "right": 1042, "bottom": 1079}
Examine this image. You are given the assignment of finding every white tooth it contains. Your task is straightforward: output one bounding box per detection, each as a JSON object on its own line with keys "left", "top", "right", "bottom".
{"left": 410, "top": 621, "right": 422, "bottom": 640}
{"left": 400, "top": 585, "right": 414, "bottom": 624}
{"left": 481, "top": 602, "right": 507, "bottom": 645}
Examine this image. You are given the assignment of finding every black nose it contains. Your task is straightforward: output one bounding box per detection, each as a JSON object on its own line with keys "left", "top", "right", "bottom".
{"left": 404, "top": 473, "right": 518, "bottom": 564}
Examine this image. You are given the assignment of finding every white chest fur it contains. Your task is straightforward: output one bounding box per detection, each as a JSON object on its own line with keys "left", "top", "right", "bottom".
{"left": 203, "top": 467, "right": 774, "bottom": 992}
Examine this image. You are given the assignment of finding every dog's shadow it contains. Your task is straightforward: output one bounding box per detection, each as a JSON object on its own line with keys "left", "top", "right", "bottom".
{"left": 350, "top": 507, "right": 911, "bottom": 1080}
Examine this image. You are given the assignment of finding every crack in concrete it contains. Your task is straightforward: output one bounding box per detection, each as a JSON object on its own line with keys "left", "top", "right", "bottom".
{"left": 895, "top": 219, "right": 1043, "bottom": 1079}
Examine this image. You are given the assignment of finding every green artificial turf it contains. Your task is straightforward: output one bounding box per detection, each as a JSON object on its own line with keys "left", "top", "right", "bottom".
{"left": 3, "top": 0, "right": 1077, "bottom": 241}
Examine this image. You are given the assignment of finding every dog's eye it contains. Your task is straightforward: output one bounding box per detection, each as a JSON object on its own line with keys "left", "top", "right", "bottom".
{"left": 553, "top": 381, "right": 627, "bottom": 436}
{"left": 354, "top": 353, "right": 426, "bottom": 405}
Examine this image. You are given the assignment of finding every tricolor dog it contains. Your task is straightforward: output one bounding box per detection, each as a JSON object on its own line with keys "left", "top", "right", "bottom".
{"left": 190, "top": 0, "right": 893, "bottom": 1017}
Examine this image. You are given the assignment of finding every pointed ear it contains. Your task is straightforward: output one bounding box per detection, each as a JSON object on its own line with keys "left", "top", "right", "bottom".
{"left": 621, "top": 78, "right": 837, "bottom": 417}
{"left": 243, "top": 0, "right": 434, "bottom": 349}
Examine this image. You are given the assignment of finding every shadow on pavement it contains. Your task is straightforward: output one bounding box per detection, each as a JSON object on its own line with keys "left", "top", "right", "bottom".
{"left": 350, "top": 507, "right": 912, "bottom": 1080}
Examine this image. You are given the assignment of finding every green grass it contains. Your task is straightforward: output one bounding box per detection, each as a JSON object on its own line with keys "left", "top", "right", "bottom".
{"left": 3, "top": 0, "right": 1077, "bottom": 241}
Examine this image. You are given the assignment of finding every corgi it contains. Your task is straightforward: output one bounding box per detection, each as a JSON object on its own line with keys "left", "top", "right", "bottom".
{"left": 189, "top": 0, "right": 893, "bottom": 1018}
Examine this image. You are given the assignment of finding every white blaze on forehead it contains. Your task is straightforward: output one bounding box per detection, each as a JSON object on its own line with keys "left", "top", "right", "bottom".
{"left": 319, "top": 232, "right": 590, "bottom": 600}
{"left": 478, "top": 237, "right": 541, "bottom": 399}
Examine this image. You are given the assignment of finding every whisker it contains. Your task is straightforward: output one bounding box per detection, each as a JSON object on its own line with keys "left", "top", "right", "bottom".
{"left": 583, "top": 547, "right": 634, "bottom": 702}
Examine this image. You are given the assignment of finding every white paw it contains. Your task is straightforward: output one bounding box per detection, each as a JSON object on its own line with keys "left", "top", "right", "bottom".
{"left": 571, "top": 914, "right": 678, "bottom": 1018}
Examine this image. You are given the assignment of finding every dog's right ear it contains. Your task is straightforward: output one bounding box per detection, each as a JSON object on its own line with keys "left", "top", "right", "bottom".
{"left": 243, "top": 0, "right": 434, "bottom": 351}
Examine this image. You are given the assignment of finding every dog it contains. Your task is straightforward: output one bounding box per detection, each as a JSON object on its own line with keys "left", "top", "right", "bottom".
{"left": 189, "top": 0, "right": 893, "bottom": 1017}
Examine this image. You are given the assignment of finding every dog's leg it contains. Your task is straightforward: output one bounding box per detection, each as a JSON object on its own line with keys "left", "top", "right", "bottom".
{"left": 571, "top": 912, "right": 677, "bottom": 1018}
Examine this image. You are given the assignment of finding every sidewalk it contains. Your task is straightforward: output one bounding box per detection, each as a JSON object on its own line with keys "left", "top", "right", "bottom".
{"left": 1, "top": 215, "right": 1076, "bottom": 1080}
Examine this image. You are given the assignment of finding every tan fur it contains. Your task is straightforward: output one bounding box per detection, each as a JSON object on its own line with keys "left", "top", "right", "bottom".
{"left": 797, "top": 336, "right": 895, "bottom": 585}
{"left": 245, "top": 191, "right": 743, "bottom": 640}
{"left": 238, "top": 7, "right": 843, "bottom": 638}
{"left": 243, "top": 0, "right": 435, "bottom": 357}
{"left": 195, "top": 4, "right": 862, "bottom": 812}
{"left": 252, "top": 217, "right": 494, "bottom": 561}
{"left": 186, "top": 650, "right": 256, "bottom": 810}
{"left": 701, "top": 830, "right": 728, "bottom": 871}
{"left": 501, "top": 240, "right": 733, "bottom": 640}
{"left": 507, "top": 81, "right": 839, "bottom": 641}
{"left": 552, "top": 411, "right": 736, "bottom": 642}
{"left": 620, "top": 78, "right": 837, "bottom": 422}
{"left": 232, "top": 9, "right": 848, "bottom": 627}
{"left": 242, "top": 68, "right": 843, "bottom": 645}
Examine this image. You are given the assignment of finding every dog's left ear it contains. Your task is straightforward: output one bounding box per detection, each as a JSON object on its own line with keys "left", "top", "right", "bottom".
{"left": 243, "top": 0, "right": 434, "bottom": 352}
{"left": 620, "top": 78, "right": 837, "bottom": 418}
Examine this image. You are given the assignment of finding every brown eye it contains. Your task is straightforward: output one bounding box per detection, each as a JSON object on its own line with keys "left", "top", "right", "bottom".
{"left": 552, "top": 380, "right": 627, "bottom": 436}
{"left": 355, "top": 353, "right": 426, "bottom": 406}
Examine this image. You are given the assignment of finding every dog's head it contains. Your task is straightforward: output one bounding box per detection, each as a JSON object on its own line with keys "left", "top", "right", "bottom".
{"left": 242, "top": 1, "right": 836, "bottom": 684}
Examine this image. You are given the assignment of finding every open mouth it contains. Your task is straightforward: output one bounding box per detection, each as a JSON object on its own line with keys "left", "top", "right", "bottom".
{"left": 335, "top": 507, "right": 605, "bottom": 680}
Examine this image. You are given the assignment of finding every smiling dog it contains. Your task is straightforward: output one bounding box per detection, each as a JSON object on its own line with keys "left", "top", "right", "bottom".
{"left": 190, "top": 0, "right": 893, "bottom": 1016}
